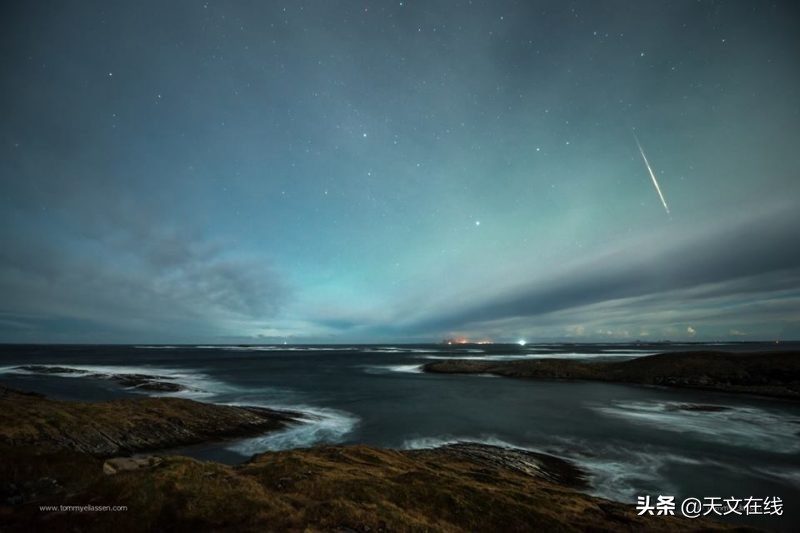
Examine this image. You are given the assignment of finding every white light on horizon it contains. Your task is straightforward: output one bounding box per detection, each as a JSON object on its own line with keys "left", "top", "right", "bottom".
{"left": 517, "top": 339, "right": 527, "bottom": 346}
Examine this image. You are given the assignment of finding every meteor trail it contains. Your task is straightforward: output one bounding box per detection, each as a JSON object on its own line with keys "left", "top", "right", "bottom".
{"left": 633, "top": 132, "right": 670, "bottom": 215}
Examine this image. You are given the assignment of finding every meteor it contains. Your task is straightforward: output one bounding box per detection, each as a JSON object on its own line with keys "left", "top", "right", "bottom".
{"left": 633, "top": 132, "right": 670, "bottom": 215}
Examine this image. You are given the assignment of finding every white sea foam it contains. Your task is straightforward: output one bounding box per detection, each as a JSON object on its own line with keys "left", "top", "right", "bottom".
{"left": 423, "top": 352, "right": 645, "bottom": 361}
{"left": 401, "top": 435, "right": 521, "bottom": 450}
{"left": 593, "top": 400, "right": 800, "bottom": 453}
{"left": 400, "top": 434, "right": 780, "bottom": 503}
{"left": 187, "top": 345, "right": 363, "bottom": 352}
{"left": 369, "top": 347, "right": 444, "bottom": 354}
{"left": 513, "top": 435, "right": 713, "bottom": 502}
{"left": 0, "top": 364, "right": 233, "bottom": 399}
{"left": 574, "top": 448, "right": 800, "bottom": 501}
{"left": 134, "top": 345, "right": 183, "bottom": 349}
{"left": 752, "top": 466, "right": 800, "bottom": 487}
{"left": 572, "top": 450, "right": 688, "bottom": 501}
{"left": 361, "top": 364, "right": 424, "bottom": 374}
{"left": 227, "top": 405, "right": 359, "bottom": 454}
{"left": 2, "top": 363, "right": 360, "bottom": 452}
{"left": 598, "top": 349, "right": 658, "bottom": 353}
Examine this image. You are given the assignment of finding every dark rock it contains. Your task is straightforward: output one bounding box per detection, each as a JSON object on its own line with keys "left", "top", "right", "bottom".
{"left": 666, "top": 403, "right": 729, "bottom": 412}
{"left": 110, "top": 375, "right": 185, "bottom": 392}
{"left": 15, "top": 365, "right": 86, "bottom": 375}
{"left": 0, "top": 386, "right": 301, "bottom": 457}
{"left": 14, "top": 366, "right": 188, "bottom": 393}
{"left": 424, "top": 351, "right": 800, "bottom": 400}
{"left": 425, "top": 442, "right": 588, "bottom": 489}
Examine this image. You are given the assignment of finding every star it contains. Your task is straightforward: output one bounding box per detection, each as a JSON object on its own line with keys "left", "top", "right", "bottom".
{"left": 475, "top": 220, "right": 481, "bottom": 226}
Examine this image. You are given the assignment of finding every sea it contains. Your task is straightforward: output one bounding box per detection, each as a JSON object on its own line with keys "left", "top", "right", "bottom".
{"left": 1, "top": 342, "right": 798, "bottom": 531}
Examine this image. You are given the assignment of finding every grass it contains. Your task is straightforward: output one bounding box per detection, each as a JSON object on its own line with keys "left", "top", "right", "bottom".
{"left": 424, "top": 351, "right": 800, "bottom": 399}
{"left": 3, "top": 445, "right": 748, "bottom": 532}
{"left": 0, "top": 384, "right": 753, "bottom": 532}
{"left": 0, "top": 386, "right": 296, "bottom": 456}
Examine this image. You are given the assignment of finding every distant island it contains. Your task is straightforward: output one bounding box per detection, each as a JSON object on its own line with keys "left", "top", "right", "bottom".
{"left": 424, "top": 351, "right": 800, "bottom": 400}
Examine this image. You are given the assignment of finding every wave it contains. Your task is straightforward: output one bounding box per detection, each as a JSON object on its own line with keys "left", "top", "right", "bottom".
{"left": 2, "top": 363, "right": 360, "bottom": 453}
{"left": 593, "top": 400, "right": 800, "bottom": 453}
{"left": 193, "top": 345, "right": 361, "bottom": 352}
{"left": 227, "top": 405, "right": 359, "bottom": 454}
{"left": 0, "top": 364, "right": 235, "bottom": 399}
{"left": 402, "top": 434, "right": 714, "bottom": 503}
{"left": 360, "top": 364, "right": 424, "bottom": 374}
{"left": 549, "top": 439, "right": 690, "bottom": 501}
{"left": 136, "top": 345, "right": 367, "bottom": 352}
{"left": 751, "top": 466, "right": 800, "bottom": 487}
{"left": 133, "top": 345, "right": 183, "bottom": 349}
{"left": 402, "top": 435, "right": 523, "bottom": 450}
{"left": 422, "top": 352, "right": 649, "bottom": 361}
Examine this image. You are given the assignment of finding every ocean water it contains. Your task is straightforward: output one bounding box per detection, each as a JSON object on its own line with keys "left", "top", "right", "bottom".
{"left": 1, "top": 342, "right": 798, "bottom": 531}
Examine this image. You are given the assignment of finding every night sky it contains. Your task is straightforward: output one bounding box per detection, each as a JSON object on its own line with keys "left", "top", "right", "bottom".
{"left": 1, "top": 1, "right": 798, "bottom": 343}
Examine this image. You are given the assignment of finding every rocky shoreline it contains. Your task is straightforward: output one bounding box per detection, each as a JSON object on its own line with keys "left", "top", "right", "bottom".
{"left": 14, "top": 365, "right": 190, "bottom": 392}
{"left": 0, "top": 385, "right": 751, "bottom": 531}
{"left": 0, "top": 385, "right": 300, "bottom": 456}
{"left": 424, "top": 351, "right": 800, "bottom": 400}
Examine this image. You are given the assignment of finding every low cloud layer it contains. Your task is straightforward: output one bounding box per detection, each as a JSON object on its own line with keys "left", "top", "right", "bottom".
{"left": 0, "top": 200, "right": 287, "bottom": 342}
{"left": 381, "top": 205, "right": 800, "bottom": 341}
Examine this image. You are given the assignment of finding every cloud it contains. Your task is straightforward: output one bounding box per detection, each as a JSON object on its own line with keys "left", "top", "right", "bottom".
{"left": 388, "top": 204, "right": 800, "bottom": 339}
{"left": 0, "top": 199, "right": 288, "bottom": 342}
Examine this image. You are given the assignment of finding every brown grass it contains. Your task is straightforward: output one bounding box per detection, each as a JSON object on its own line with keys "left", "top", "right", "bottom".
{"left": 424, "top": 351, "right": 800, "bottom": 399}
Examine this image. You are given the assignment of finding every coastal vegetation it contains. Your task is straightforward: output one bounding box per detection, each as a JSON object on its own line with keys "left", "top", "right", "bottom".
{"left": 0, "top": 384, "right": 746, "bottom": 532}
{"left": 424, "top": 351, "right": 800, "bottom": 400}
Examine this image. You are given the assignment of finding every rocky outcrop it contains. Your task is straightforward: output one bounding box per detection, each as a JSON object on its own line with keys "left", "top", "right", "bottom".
{"left": 415, "top": 442, "right": 588, "bottom": 488}
{"left": 15, "top": 365, "right": 188, "bottom": 392}
{"left": 424, "top": 351, "right": 800, "bottom": 399}
{"left": 0, "top": 385, "right": 299, "bottom": 456}
{"left": 103, "top": 456, "right": 163, "bottom": 475}
{"left": 0, "top": 388, "right": 749, "bottom": 532}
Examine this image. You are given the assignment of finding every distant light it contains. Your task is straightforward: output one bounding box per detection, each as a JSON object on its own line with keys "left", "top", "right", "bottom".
{"left": 475, "top": 220, "right": 480, "bottom": 226}
{"left": 517, "top": 339, "right": 527, "bottom": 346}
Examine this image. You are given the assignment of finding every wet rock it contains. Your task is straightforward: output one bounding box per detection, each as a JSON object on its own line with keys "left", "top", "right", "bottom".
{"left": 667, "top": 403, "right": 729, "bottom": 412}
{"left": 14, "top": 366, "right": 187, "bottom": 393}
{"left": 109, "top": 375, "right": 185, "bottom": 392}
{"left": 103, "top": 456, "right": 163, "bottom": 475}
{"left": 428, "top": 442, "right": 588, "bottom": 488}
{"left": 15, "top": 365, "right": 85, "bottom": 374}
{"left": 0, "top": 386, "right": 300, "bottom": 457}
